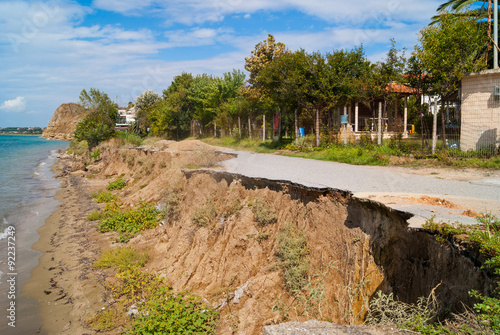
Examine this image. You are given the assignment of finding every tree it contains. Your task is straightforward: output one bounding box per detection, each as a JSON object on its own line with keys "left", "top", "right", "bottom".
{"left": 74, "top": 110, "right": 115, "bottom": 147}
{"left": 161, "top": 73, "right": 195, "bottom": 140}
{"left": 257, "top": 49, "right": 309, "bottom": 140}
{"left": 415, "top": 11, "right": 488, "bottom": 145}
{"left": 135, "top": 89, "right": 162, "bottom": 112}
{"left": 79, "top": 88, "right": 118, "bottom": 122}
{"left": 435, "top": 1, "right": 494, "bottom": 60}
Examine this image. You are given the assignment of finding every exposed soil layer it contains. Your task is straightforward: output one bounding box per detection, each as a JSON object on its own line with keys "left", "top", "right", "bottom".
{"left": 27, "top": 140, "right": 495, "bottom": 334}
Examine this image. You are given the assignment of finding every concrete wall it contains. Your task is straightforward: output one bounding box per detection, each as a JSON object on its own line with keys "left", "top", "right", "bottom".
{"left": 461, "top": 69, "right": 500, "bottom": 151}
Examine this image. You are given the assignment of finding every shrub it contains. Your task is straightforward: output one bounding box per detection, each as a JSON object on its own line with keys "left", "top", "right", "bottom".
{"left": 98, "top": 201, "right": 163, "bottom": 242}
{"left": 91, "top": 191, "right": 120, "bottom": 204}
{"left": 192, "top": 202, "right": 217, "bottom": 227}
{"left": 67, "top": 139, "right": 89, "bottom": 156}
{"left": 90, "top": 148, "right": 100, "bottom": 160}
{"left": 108, "top": 267, "right": 218, "bottom": 334}
{"left": 107, "top": 177, "right": 127, "bottom": 191}
{"left": 252, "top": 198, "right": 277, "bottom": 225}
{"left": 74, "top": 110, "right": 115, "bottom": 148}
{"left": 87, "top": 210, "right": 109, "bottom": 221}
{"left": 93, "top": 246, "right": 148, "bottom": 269}
{"left": 86, "top": 309, "right": 117, "bottom": 331}
{"left": 275, "top": 222, "right": 309, "bottom": 293}
{"left": 115, "top": 131, "right": 143, "bottom": 147}
{"left": 130, "top": 289, "right": 218, "bottom": 334}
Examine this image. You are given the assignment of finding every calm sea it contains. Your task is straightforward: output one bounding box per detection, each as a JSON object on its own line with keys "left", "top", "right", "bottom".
{"left": 0, "top": 135, "right": 67, "bottom": 334}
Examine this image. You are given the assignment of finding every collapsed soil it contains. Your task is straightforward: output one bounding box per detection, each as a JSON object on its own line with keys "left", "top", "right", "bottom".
{"left": 26, "top": 139, "right": 494, "bottom": 334}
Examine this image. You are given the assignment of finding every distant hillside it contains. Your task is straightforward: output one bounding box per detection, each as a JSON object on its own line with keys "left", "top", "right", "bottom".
{"left": 42, "top": 103, "right": 89, "bottom": 141}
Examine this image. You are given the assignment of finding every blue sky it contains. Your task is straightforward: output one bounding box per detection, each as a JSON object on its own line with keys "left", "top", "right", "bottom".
{"left": 0, "top": 0, "right": 444, "bottom": 127}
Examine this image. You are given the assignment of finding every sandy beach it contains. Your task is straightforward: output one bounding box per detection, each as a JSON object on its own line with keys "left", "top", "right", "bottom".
{"left": 22, "top": 159, "right": 105, "bottom": 335}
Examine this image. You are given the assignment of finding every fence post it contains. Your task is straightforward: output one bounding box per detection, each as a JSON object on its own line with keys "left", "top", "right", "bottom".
{"left": 377, "top": 102, "right": 382, "bottom": 145}
{"left": 432, "top": 98, "right": 438, "bottom": 154}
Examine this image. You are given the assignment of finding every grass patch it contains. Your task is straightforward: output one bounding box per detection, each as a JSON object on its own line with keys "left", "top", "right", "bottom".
{"left": 252, "top": 198, "right": 277, "bottom": 225}
{"left": 91, "top": 191, "right": 120, "bottom": 204}
{"left": 275, "top": 222, "right": 310, "bottom": 293}
{"left": 115, "top": 131, "right": 143, "bottom": 147}
{"left": 192, "top": 201, "right": 217, "bottom": 227}
{"left": 202, "top": 136, "right": 500, "bottom": 169}
{"left": 93, "top": 246, "right": 149, "bottom": 269}
{"left": 85, "top": 308, "right": 118, "bottom": 331}
{"left": 87, "top": 210, "right": 110, "bottom": 221}
{"left": 107, "top": 177, "right": 127, "bottom": 191}
{"left": 98, "top": 201, "right": 164, "bottom": 242}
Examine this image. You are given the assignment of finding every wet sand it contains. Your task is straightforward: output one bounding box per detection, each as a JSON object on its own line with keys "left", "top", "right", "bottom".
{"left": 22, "top": 160, "right": 106, "bottom": 335}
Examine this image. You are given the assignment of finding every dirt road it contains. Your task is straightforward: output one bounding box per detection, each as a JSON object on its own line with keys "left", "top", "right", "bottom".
{"left": 220, "top": 150, "right": 500, "bottom": 227}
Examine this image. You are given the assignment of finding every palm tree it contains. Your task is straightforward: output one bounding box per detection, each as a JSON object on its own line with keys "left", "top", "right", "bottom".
{"left": 435, "top": 1, "right": 493, "bottom": 58}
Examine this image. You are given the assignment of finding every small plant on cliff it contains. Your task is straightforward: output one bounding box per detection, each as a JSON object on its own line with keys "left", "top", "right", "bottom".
{"left": 192, "top": 201, "right": 217, "bottom": 227}
{"left": 91, "top": 191, "right": 120, "bottom": 204}
{"left": 107, "top": 177, "right": 127, "bottom": 191}
{"left": 252, "top": 198, "right": 277, "bottom": 225}
{"left": 105, "top": 266, "right": 218, "bottom": 334}
{"left": 275, "top": 222, "right": 310, "bottom": 292}
{"left": 90, "top": 148, "right": 100, "bottom": 160}
{"left": 98, "top": 201, "right": 163, "bottom": 242}
{"left": 93, "top": 246, "right": 149, "bottom": 269}
{"left": 67, "top": 139, "right": 89, "bottom": 156}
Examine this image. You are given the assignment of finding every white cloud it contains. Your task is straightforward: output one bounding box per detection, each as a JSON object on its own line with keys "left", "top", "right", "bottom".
{"left": 90, "top": 0, "right": 442, "bottom": 26}
{"left": 0, "top": 97, "right": 27, "bottom": 113}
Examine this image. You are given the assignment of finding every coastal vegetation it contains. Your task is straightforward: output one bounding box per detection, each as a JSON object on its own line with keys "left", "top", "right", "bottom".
{"left": 0, "top": 127, "right": 43, "bottom": 134}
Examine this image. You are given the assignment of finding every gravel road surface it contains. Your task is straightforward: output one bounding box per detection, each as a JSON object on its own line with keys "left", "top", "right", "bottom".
{"left": 220, "top": 150, "right": 500, "bottom": 227}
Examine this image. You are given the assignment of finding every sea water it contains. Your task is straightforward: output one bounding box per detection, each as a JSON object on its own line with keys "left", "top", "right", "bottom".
{"left": 0, "top": 135, "right": 67, "bottom": 334}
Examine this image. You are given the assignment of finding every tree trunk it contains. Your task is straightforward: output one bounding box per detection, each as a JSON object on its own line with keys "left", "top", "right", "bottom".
{"left": 262, "top": 114, "right": 266, "bottom": 141}
{"left": 248, "top": 115, "right": 252, "bottom": 139}
{"left": 377, "top": 102, "right": 382, "bottom": 145}
{"left": 315, "top": 108, "right": 320, "bottom": 147}
{"left": 441, "top": 98, "right": 446, "bottom": 145}
{"left": 294, "top": 108, "right": 298, "bottom": 143}
{"left": 432, "top": 98, "right": 438, "bottom": 154}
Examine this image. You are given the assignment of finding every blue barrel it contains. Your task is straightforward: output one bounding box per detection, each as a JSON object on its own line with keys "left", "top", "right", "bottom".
{"left": 299, "top": 127, "right": 305, "bottom": 137}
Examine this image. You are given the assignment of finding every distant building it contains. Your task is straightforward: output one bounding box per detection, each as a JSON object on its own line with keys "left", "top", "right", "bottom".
{"left": 117, "top": 106, "right": 137, "bottom": 125}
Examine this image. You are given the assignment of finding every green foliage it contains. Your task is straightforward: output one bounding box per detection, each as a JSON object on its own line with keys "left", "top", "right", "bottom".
{"left": 98, "top": 201, "right": 163, "bottom": 242}
{"left": 108, "top": 267, "right": 218, "bottom": 334}
{"left": 135, "top": 89, "right": 162, "bottom": 112}
{"left": 74, "top": 110, "right": 115, "bottom": 148}
{"left": 422, "top": 215, "right": 500, "bottom": 333}
{"left": 107, "top": 177, "right": 127, "bottom": 191}
{"left": 86, "top": 210, "right": 110, "bottom": 221}
{"left": 415, "top": 11, "right": 487, "bottom": 96}
{"left": 366, "top": 291, "right": 439, "bottom": 330}
{"left": 91, "top": 191, "right": 120, "bottom": 204}
{"left": 90, "top": 148, "right": 100, "bottom": 160}
{"left": 86, "top": 308, "right": 117, "bottom": 331}
{"left": 252, "top": 198, "right": 277, "bottom": 225}
{"left": 275, "top": 222, "right": 310, "bottom": 293}
{"left": 67, "top": 139, "right": 89, "bottom": 156}
{"left": 256, "top": 232, "right": 269, "bottom": 242}
{"left": 130, "top": 288, "right": 218, "bottom": 334}
{"left": 79, "top": 87, "right": 118, "bottom": 121}
{"left": 93, "top": 246, "right": 149, "bottom": 269}
{"left": 192, "top": 201, "right": 217, "bottom": 227}
{"left": 115, "top": 131, "right": 143, "bottom": 146}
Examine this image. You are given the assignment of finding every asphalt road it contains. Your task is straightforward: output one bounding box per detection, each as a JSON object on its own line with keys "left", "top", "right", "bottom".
{"left": 220, "top": 150, "right": 500, "bottom": 227}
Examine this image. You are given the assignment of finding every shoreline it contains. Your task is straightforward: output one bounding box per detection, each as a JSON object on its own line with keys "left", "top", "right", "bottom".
{"left": 22, "top": 157, "right": 105, "bottom": 335}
